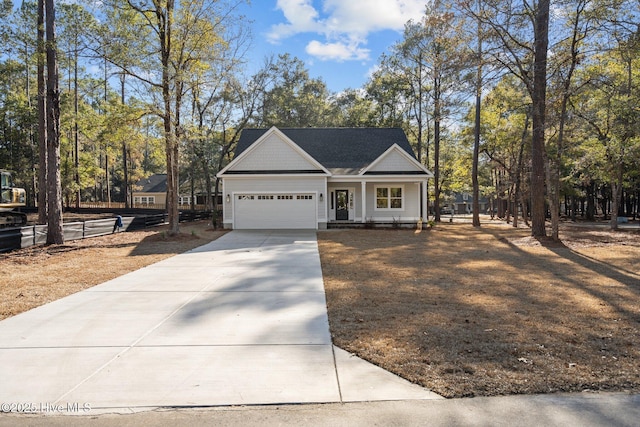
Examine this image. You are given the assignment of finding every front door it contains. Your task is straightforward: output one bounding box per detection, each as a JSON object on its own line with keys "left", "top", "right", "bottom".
{"left": 336, "top": 190, "right": 349, "bottom": 220}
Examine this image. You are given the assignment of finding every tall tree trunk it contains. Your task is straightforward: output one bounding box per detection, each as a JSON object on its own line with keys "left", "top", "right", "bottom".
{"left": 202, "top": 158, "right": 212, "bottom": 210}
{"left": 105, "top": 154, "right": 111, "bottom": 206}
{"left": 610, "top": 166, "right": 624, "bottom": 230}
{"left": 513, "top": 113, "right": 530, "bottom": 228}
{"left": 530, "top": 0, "right": 550, "bottom": 237}
{"left": 586, "top": 182, "right": 595, "bottom": 220}
{"left": 45, "top": 0, "right": 63, "bottom": 245}
{"left": 548, "top": 0, "right": 586, "bottom": 241}
{"left": 433, "top": 76, "right": 442, "bottom": 222}
{"left": 102, "top": 54, "right": 111, "bottom": 207}
{"left": 472, "top": 66, "right": 481, "bottom": 227}
{"left": 417, "top": 55, "right": 424, "bottom": 163}
{"left": 472, "top": 0, "right": 483, "bottom": 228}
{"left": 120, "top": 74, "right": 129, "bottom": 208}
{"left": 37, "top": 0, "right": 47, "bottom": 224}
{"left": 157, "top": 0, "right": 179, "bottom": 235}
{"left": 74, "top": 46, "right": 80, "bottom": 209}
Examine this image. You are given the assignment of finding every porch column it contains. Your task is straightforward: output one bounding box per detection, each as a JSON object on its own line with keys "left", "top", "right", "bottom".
{"left": 361, "top": 181, "right": 367, "bottom": 223}
{"left": 422, "top": 180, "right": 428, "bottom": 220}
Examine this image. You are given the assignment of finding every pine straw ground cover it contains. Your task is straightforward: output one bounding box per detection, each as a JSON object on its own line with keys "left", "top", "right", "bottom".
{"left": 0, "top": 221, "right": 226, "bottom": 320}
{"left": 318, "top": 223, "right": 640, "bottom": 398}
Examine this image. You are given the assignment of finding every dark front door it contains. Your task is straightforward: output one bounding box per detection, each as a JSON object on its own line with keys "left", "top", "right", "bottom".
{"left": 336, "top": 190, "right": 349, "bottom": 220}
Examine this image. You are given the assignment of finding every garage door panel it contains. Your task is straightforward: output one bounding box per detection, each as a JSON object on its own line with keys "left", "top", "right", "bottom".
{"left": 234, "top": 194, "right": 316, "bottom": 229}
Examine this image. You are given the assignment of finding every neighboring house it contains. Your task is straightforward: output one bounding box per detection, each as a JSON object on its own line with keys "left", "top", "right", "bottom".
{"left": 217, "top": 126, "right": 434, "bottom": 230}
{"left": 133, "top": 174, "right": 222, "bottom": 209}
{"left": 442, "top": 192, "right": 490, "bottom": 214}
{"left": 133, "top": 174, "right": 168, "bottom": 207}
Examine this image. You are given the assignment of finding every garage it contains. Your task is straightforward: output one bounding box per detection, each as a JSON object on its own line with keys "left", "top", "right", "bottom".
{"left": 234, "top": 193, "right": 317, "bottom": 229}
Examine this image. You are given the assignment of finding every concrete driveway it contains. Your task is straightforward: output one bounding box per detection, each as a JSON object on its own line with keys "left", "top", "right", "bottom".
{"left": 0, "top": 230, "right": 440, "bottom": 414}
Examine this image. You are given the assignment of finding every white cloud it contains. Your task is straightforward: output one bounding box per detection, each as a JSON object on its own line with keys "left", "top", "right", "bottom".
{"left": 267, "top": 0, "right": 426, "bottom": 61}
{"left": 306, "top": 40, "right": 370, "bottom": 62}
{"left": 268, "top": 0, "right": 323, "bottom": 42}
{"left": 321, "top": 0, "right": 425, "bottom": 37}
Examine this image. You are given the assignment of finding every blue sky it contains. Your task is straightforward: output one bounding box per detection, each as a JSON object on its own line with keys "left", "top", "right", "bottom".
{"left": 239, "top": 1, "right": 428, "bottom": 93}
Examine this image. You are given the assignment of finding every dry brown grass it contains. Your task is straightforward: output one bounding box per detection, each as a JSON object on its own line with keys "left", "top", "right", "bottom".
{"left": 0, "top": 221, "right": 226, "bottom": 320}
{"left": 318, "top": 223, "right": 640, "bottom": 398}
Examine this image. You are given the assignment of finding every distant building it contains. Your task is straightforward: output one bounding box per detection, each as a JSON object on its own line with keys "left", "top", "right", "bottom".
{"left": 133, "top": 174, "right": 168, "bottom": 208}
{"left": 132, "top": 174, "right": 221, "bottom": 210}
{"left": 443, "top": 192, "right": 490, "bottom": 214}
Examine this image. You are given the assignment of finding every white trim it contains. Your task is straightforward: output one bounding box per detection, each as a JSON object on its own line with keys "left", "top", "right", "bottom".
{"left": 361, "top": 181, "right": 367, "bottom": 223}
{"left": 218, "top": 127, "right": 331, "bottom": 177}
{"left": 329, "top": 175, "right": 427, "bottom": 182}
{"left": 374, "top": 185, "right": 405, "bottom": 211}
{"left": 218, "top": 173, "right": 329, "bottom": 179}
{"left": 422, "top": 180, "right": 428, "bottom": 219}
{"left": 331, "top": 187, "right": 355, "bottom": 221}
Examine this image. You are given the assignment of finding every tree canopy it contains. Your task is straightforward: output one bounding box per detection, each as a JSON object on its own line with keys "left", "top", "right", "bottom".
{"left": 0, "top": 0, "right": 637, "bottom": 234}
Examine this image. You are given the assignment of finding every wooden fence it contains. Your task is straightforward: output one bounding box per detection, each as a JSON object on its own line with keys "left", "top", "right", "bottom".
{"left": 78, "top": 202, "right": 210, "bottom": 211}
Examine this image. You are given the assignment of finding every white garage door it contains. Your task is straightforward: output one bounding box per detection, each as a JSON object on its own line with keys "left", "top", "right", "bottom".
{"left": 234, "top": 193, "right": 317, "bottom": 229}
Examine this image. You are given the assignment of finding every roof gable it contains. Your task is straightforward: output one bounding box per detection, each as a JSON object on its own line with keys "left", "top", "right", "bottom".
{"left": 362, "top": 144, "right": 433, "bottom": 176}
{"left": 232, "top": 127, "right": 423, "bottom": 175}
{"left": 219, "top": 127, "right": 329, "bottom": 175}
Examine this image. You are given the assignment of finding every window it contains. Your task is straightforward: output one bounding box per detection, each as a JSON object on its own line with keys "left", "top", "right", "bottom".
{"left": 375, "top": 186, "right": 403, "bottom": 210}
{"left": 179, "top": 196, "right": 191, "bottom": 205}
{"left": 134, "top": 196, "right": 156, "bottom": 206}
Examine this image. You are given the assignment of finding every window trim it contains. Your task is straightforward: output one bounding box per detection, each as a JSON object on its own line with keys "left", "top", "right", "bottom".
{"left": 137, "top": 196, "right": 156, "bottom": 206}
{"left": 374, "top": 185, "right": 404, "bottom": 211}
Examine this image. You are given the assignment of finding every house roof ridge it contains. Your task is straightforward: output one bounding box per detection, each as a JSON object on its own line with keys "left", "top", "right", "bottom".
{"left": 232, "top": 127, "right": 422, "bottom": 176}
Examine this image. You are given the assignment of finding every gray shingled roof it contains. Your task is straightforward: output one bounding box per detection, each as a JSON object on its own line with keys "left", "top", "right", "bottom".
{"left": 235, "top": 128, "right": 419, "bottom": 175}
{"left": 136, "top": 174, "right": 167, "bottom": 192}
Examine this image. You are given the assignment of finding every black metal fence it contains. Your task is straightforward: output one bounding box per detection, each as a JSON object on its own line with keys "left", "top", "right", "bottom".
{"left": 0, "top": 217, "right": 135, "bottom": 253}
{"left": 0, "top": 209, "right": 213, "bottom": 253}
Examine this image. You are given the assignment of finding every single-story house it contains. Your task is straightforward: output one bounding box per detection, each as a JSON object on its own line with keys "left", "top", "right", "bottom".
{"left": 441, "top": 192, "right": 490, "bottom": 215}
{"left": 133, "top": 174, "right": 168, "bottom": 207}
{"left": 133, "top": 174, "right": 223, "bottom": 209}
{"left": 216, "top": 126, "right": 433, "bottom": 230}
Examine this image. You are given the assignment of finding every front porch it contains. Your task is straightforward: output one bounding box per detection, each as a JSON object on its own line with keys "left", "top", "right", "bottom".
{"left": 327, "top": 219, "right": 421, "bottom": 229}
{"left": 326, "top": 179, "right": 428, "bottom": 225}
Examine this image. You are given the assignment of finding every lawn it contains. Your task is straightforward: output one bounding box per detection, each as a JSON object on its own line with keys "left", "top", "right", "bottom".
{"left": 2, "top": 219, "right": 639, "bottom": 398}
{"left": 318, "top": 223, "right": 640, "bottom": 398}
{"left": 0, "top": 221, "right": 226, "bottom": 320}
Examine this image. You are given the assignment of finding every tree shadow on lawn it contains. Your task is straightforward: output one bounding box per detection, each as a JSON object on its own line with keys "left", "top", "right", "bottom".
{"left": 319, "top": 225, "right": 640, "bottom": 398}
{"left": 128, "top": 229, "right": 227, "bottom": 257}
{"left": 480, "top": 227, "right": 640, "bottom": 321}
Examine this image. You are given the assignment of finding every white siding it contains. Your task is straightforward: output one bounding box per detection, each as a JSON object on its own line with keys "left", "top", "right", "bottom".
{"left": 230, "top": 134, "right": 319, "bottom": 171}
{"left": 368, "top": 148, "right": 423, "bottom": 172}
